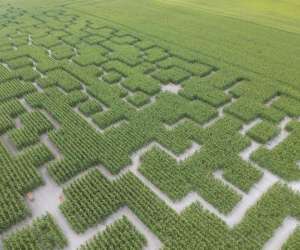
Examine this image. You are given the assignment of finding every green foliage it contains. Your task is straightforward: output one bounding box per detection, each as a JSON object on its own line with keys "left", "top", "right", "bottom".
{"left": 51, "top": 44, "right": 74, "bottom": 60}
{"left": 9, "top": 111, "right": 53, "bottom": 149}
{"left": 158, "top": 56, "right": 212, "bottom": 76}
{"left": 0, "top": 99, "right": 25, "bottom": 134}
{"left": 181, "top": 76, "right": 231, "bottom": 107}
{"left": 14, "top": 66, "right": 40, "bottom": 81}
{"left": 0, "top": 80, "right": 35, "bottom": 102}
{"left": 0, "top": 185, "right": 29, "bottom": 233}
{"left": 251, "top": 121, "right": 300, "bottom": 181}
{"left": 111, "top": 34, "right": 138, "bottom": 45}
{"left": 144, "top": 47, "right": 168, "bottom": 63}
{"left": 141, "top": 116, "right": 262, "bottom": 213}
{"left": 122, "top": 74, "right": 161, "bottom": 95}
{"left": 73, "top": 45, "right": 107, "bottom": 66}
{"left": 7, "top": 57, "right": 33, "bottom": 69}
{"left": 44, "top": 69, "right": 81, "bottom": 92}
{"left": 0, "top": 5, "right": 300, "bottom": 249}
{"left": 3, "top": 214, "right": 67, "bottom": 250}
{"left": 66, "top": 90, "right": 89, "bottom": 107}
{"left": 247, "top": 120, "right": 279, "bottom": 143}
{"left": 79, "top": 99, "right": 102, "bottom": 116}
{"left": 152, "top": 67, "right": 190, "bottom": 84}
{"left": 135, "top": 40, "right": 154, "bottom": 50}
{"left": 127, "top": 92, "right": 150, "bottom": 107}
{"left": 0, "top": 64, "right": 15, "bottom": 83}
{"left": 35, "top": 35, "right": 61, "bottom": 48}
{"left": 282, "top": 228, "right": 300, "bottom": 250}
{"left": 273, "top": 96, "right": 300, "bottom": 117}
{"left": 79, "top": 217, "right": 146, "bottom": 250}
{"left": 103, "top": 70, "right": 122, "bottom": 84}
{"left": 9, "top": 127, "right": 39, "bottom": 149}
{"left": 104, "top": 41, "right": 142, "bottom": 66}
{"left": 83, "top": 34, "right": 106, "bottom": 45}
{"left": 60, "top": 170, "right": 123, "bottom": 233}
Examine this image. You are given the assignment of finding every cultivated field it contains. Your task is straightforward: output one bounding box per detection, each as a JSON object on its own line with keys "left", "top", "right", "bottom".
{"left": 0, "top": 0, "right": 300, "bottom": 249}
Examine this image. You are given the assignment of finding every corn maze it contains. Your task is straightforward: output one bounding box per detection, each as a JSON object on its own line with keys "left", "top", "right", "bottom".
{"left": 0, "top": 4, "right": 300, "bottom": 250}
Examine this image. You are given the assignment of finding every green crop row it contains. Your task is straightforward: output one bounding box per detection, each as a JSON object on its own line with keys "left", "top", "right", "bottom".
{"left": 62, "top": 62, "right": 102, "bottom": 87}
{"left": 9, "top": 111, "right": 53, "bottom": 150}
{"left": 0, "top": 142, "right": 53, "bottom": 231}
{"left": 42, "top": 69, "right": 82, "bottom": 92}
{"left": 73, "top": 44, "right": 108, "bottom": 66}
{"left": 144, "top": 46, "right": 168, "bottom": 63}
{"left": 80, "top": 217, "right": 146, "bottom": 250}
{"left": 51, "top": 44, "right": 74, "bottom": 60}
{"left": 83, "top": 34, "right": 106, "bottom": 45}
{"left": 247, "top": 120, "right": 279, "bottom": 144}
{"left": 61, "top": 170, "right": 123, "bottom": 233}
{"left": 0, "top": 185, "right": 29, "bottom": 233}
{"left": 66, "top": 90, "right": 89, "bottom": 107}
{"left": 14, "top": 66, "right": 40, "bottom": 82}
{"left": 3, "top": 213, "right": 67, "bottom": 250}
{"left": 103, "top": 70, "right": 123, "bottom": 84}
{"left": 251, "top": 120, "right": 300, "bottom": 181}
{"left": 9, "top": 127, "right": 39, "bottom": 150}
{"left": 78, "top": 99, "right": 103, "bottom": 116}
{"left": 0, "top": 80, "right": 35, "bottom": 102}
{"left": 127, "top": 91, "right": 150, "bottom": 108}
{"left": 7, "top": 57, "right": 33, "bottom": 70}
{"left": 152, "top": 67, "right": 191, "bottom": 84}
{"left": 157, "top": 56, "right": 212, "bottom": 76}
{"left": 0, "top": 64, "right": 15, "bottom": 83}
{"left": 0, "top": 99, "right": 25, "bottom": 134}
{"left": 103, "top": 40, "right": 142, "bottom": 66}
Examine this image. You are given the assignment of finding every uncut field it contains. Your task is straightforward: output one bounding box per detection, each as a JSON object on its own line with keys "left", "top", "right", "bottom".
{"left": 0, "top": 0, "right": 300, "bottom": 249}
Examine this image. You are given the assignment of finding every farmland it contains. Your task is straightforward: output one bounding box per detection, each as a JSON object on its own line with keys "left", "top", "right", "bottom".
{"left": 0, "top": 0, "right": 300, "bottom": 249}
